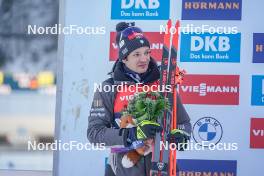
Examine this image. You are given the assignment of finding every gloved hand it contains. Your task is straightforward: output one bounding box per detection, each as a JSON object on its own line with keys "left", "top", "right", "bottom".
{"left": 136, "top": 120, "right": 163, "bottom": 140}
{"left": 167, "top": 129, "right": 190, "bottom": 151}
{"left": 122, "top": 120, "right": 162, "bottom": 147}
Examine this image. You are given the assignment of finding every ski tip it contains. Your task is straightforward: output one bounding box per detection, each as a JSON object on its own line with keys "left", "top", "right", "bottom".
{"left": 166, "top": 19, "right": 172, "bottom": 32}
{"left": 167, "top": 19, "right": 172, "bottom": 26}
{"left": 175, "top": 20, "right": 180, "bottom": 28}
{"left": 163, "top": 19, "right": 172, "bottom": 48}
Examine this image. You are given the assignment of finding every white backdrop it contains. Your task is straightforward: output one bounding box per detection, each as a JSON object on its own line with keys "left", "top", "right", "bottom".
{"left": 55, "top": 0, "right": 264, "bottom": 175}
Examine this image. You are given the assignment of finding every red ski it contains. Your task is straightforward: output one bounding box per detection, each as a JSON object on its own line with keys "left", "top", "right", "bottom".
{"left": 151, "top": 20, "right": 184, "bottom": 176}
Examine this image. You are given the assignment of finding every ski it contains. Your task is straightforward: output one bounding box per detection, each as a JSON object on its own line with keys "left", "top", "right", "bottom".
{"left": 167, "top": 20, "right": 180, "bottom": 176}
{"left": 150, "top": 19, "right": 181, "bottom": 176}
{"left": 150, "top": 19, "right": 172, "bottom": 176}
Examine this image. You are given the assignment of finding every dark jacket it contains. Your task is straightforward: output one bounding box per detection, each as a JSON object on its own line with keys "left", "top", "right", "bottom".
{"left": 87, "top": 59, "right": 191, "bottom": 176}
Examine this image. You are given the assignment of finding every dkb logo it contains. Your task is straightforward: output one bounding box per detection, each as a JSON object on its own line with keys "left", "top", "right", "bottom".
{"left": 111, "top": 0, "right": 169, "bottom": 20}
{"left": 251, "top": 75, "right": 264, "bottom": 106}
{"left": 121, "top": 0, "right": 160, "bottom": 9}
{"left": 191, "top": 36, "right": 230, "bottom": 51}
{"left": 180, "top": 33, "right": 241, "bottom": 62}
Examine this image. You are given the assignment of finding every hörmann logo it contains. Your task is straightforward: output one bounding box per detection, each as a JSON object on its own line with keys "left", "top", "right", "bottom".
{"left": 253, "top": 33, "right": 264, "bottom": 63}
{"left": 182, "top": 0, "right": 242, "bottom": 20}
{"left": 179, "top": 75, "right": 239, "bottom": 105}
{"left": 180, "top": 33, "right": 241, "bottom": 63}
{"left": 178, "top": 159, "right": 237, "bottom": 176}
{"left": 109, "top": 32, "right": 163, "bottom": 61}
{"left": 111, "top": 0, "right": 169, "bottom": 20}
{"left": 251, "top": 75, "right": 264, "bottom": 106}
{"left": 250, "top": 118, "right": 264, "bottom": 148}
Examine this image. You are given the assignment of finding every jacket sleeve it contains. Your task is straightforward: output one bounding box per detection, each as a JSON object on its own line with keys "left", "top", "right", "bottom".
{"left": 176, "top": 94, "right": 192, "bottom": 135}
{"left": 87, "top": 81, "right": 125, "bottom": 147}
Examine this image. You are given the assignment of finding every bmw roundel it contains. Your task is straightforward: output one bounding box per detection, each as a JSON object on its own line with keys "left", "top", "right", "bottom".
{"left": 192, "top": 117, "right": 223, "bottom": 146}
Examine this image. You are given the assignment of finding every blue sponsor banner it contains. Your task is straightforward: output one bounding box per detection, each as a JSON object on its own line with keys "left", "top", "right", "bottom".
{"left": 111, "top": 0, "right": 169, "bottom": 20}
{"left": 182, "top": 0, "right": 242, "bottom": 20}
{"left": 251, "top": 75, "right": 264, "bottom": 106}
{"left": 253, "top": 33, "right": 264, "bottom": 63}
{"left": 180, "top": 33, "right": 241, "bottom": 63}
{"left": 178, "top": 159, "right": 237, "bottom": 175}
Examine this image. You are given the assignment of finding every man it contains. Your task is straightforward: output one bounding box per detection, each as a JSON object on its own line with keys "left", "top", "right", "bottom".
{"left": 87, "top": 22, "right": 191, "bottom": 176}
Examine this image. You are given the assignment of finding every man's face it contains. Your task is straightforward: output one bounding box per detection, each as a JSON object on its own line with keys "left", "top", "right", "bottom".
{"left": 122, "top": 46, "right": 151, "bottom": 74}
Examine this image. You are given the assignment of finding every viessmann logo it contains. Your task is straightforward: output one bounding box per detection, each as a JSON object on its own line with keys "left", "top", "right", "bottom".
{"left": 109, "top": 32, "right": 163, "bottom": 61}
{"left": 253, "top": 33, "right": 264, "bottom": 63}
{"left": 111, "top": 0, "right": 169, "bottom": 20}
{"left": 181, "top": 0, "right": 242, "bottom": 20}
{"left": 250, "top": 118, "right": 264, "bottom": 148}
{"left": 179, "top": 75, "right": 240, "bottom": 105}
{"left": 180, "top": 33, "right": 241, "bottom": 63}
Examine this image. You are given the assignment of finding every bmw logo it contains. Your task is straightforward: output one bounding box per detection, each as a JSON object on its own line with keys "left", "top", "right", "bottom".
{"left": 192, "top": 117, "right": 223, "bottom": 146}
